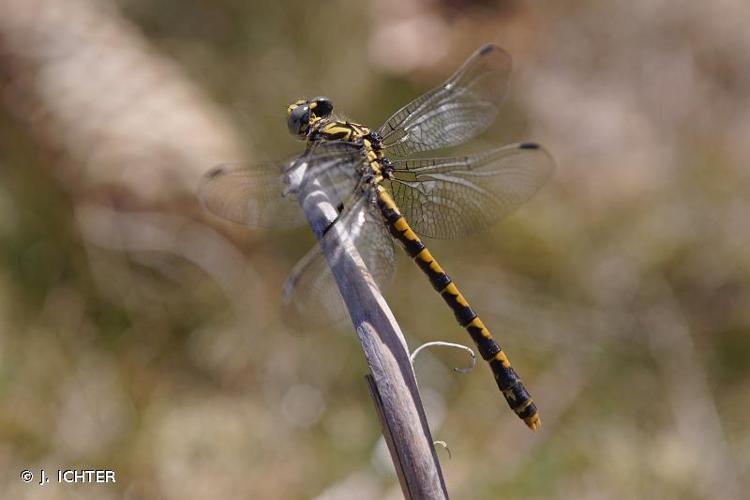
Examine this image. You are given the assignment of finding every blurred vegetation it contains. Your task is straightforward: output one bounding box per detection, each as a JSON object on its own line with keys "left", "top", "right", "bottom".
{"left": 1, "top": 0, "right": 748, "bottom": 499}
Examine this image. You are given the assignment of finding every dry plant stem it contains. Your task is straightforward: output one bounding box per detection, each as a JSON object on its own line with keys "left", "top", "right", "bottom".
{"left": 297, "top": 177, "right": 448, "bottom": 500}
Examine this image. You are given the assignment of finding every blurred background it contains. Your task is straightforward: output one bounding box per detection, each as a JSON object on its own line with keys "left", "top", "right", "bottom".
{"left": 1, "top": 0, "right": 748, "bottom": 498}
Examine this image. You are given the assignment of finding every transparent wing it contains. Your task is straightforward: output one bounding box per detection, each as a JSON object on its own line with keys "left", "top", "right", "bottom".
{"left": 198, "top": 142, "right": 363, "bottom": 228}
{"left": 382, "top": 142, "right": 554, "bottom": 239}
{"left": 281, "top": 194, "right": 396, "bottom": 329}
{"left": 377, "top": 44, "right": 512, "bottom": 158}
{"left": 198, "top": 158, "right": 303, "bottom": 228}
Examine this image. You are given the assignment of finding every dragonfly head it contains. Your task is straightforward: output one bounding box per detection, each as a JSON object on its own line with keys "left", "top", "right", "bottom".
{"left": 286, "top": 97, "right": 334, "bottom": 138}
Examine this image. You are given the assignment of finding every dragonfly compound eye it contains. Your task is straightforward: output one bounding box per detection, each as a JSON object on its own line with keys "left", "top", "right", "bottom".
{"left": 310, "top": 96, "right": 333, "bottom": 118}
{"left": 287, "top": 104, "right": 311, "bottom": 137}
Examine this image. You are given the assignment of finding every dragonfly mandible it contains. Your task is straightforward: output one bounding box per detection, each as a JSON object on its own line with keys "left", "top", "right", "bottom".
{"left": 199, "top": 44, "right": 554, "bottom": 430}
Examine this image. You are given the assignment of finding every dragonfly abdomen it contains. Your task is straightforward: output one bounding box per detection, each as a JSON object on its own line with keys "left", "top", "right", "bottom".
{"left": 376, "top": 186, "right": 541, "bottom": 431}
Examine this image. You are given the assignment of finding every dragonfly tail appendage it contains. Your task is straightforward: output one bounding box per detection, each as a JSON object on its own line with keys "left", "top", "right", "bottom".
{"left": 376, "top": 187, "right": 540, "bottom": 431}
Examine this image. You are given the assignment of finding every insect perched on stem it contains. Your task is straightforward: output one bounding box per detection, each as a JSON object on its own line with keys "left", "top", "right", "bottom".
{"left": 200, "top": 44, "right": 554, "bottom": 430}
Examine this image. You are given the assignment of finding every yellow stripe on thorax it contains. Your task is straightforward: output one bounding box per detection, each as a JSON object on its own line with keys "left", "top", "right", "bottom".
{"left": 321, "top": 123, "right": 353, "bottom": 138}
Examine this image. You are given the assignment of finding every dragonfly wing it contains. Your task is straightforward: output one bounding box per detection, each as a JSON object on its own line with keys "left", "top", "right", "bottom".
{"left": 282, "top": 242, "right": 349, "bottom": 328}
{"left": 377, "top": 44, "right": 512, "bottom": 158}
{"left": 282, "top": 195, "right": 396, "bottom": 329}
{"left": 383, "top": 142, "right": 554, "bottom": 239}
{"left": 198, "top": 142, "right": 363, "bottom": 228}
{"left": 291, "top": 142, "right": 366, "bottom": 217}
{"left": 199, "top": 159, "right": 304, "bottom": 228}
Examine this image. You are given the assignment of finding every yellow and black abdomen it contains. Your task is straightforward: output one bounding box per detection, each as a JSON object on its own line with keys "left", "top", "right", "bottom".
{"left": 376, "top": 186, "right": 541, "bottom": 431}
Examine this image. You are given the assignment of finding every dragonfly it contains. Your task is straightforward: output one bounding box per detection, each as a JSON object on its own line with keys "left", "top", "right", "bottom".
{"left": 199, "top": 44, "right": 554, "bottom": 430}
